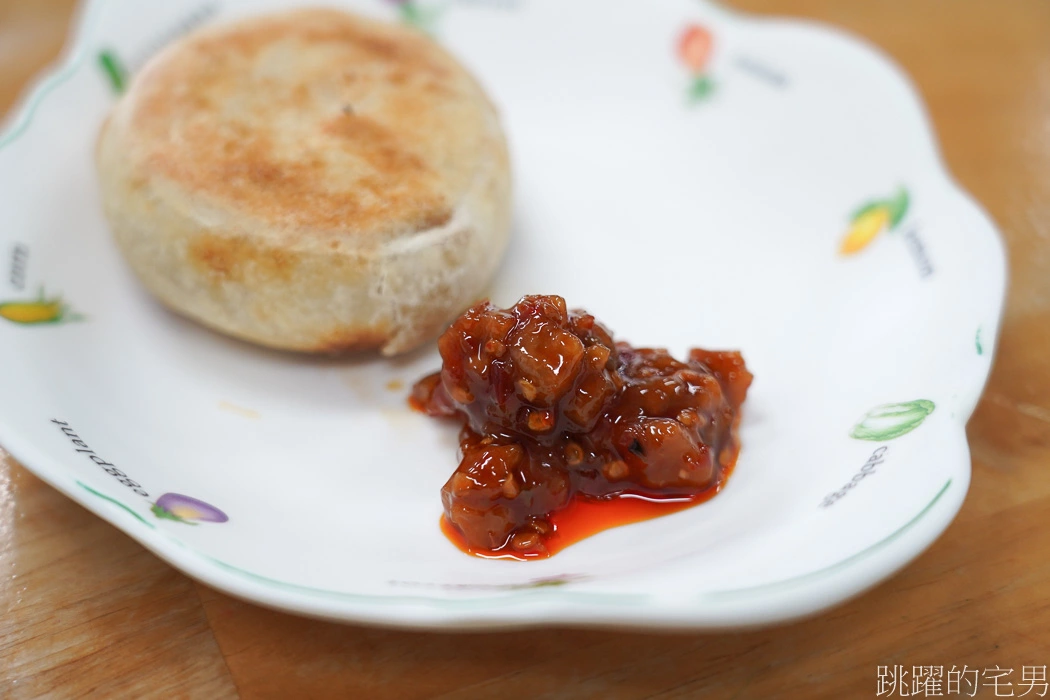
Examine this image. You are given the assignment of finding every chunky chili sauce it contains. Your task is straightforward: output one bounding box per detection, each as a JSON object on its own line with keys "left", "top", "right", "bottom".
{"left": 411, "top": 295, "right": 752, "bottom": 559}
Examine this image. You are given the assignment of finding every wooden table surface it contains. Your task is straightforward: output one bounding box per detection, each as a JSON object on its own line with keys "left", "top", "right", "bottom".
{"left": 2, "top": 0, "right": 1048, "bottom": 697}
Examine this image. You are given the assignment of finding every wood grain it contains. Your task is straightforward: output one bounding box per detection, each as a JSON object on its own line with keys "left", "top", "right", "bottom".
{"left": 2, "top": 1, "right": 1049, "bottom": 698}
{"left": 0, "top": 454, "right": 238, "bottom": 698}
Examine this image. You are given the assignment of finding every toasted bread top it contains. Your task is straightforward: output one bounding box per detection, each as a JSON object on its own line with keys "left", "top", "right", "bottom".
{"left": 103, "top": 7, "right": 502, "bottom": 248}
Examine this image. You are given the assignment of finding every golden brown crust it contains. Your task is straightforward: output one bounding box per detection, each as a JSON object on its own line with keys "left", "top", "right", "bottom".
{"left": 122, "top": 8, "right": 476, "bottom": 240}
{"left": 187, "top": 233, "right": 299, "bottom": 283}
{"left": 96, "top": 7, "right": 512, "bottom": 354}
{"left": 315, "top": 327, "right": 395, "bottom": 355}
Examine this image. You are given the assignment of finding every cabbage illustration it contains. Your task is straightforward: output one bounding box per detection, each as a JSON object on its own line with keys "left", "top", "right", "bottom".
{"left": 850, "top": 400, "right": 935, "bottom": 441}
{"left": 151, "top": 493, "right": 229, "bottom": 525}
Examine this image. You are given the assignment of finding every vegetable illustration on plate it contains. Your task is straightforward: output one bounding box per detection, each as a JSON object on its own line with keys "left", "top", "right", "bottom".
{"left": 387, "top": 0, "right": 443, "bottom": 32}
{"left": 0, "top": 288, "right": 83, "bottom": 326}
{"left": 678, "top": 24, "right": 716, "bottom": 102}
{"left": 97, "top": 49, "right": 128, "bottom": 94}
{"left": 151, "top": 493, "right": 229, "bottom": 525}
{"left": 850, "top": 400, "right": 935, "bottom": 441}
{"left": 839, "top": 187, "right": 910, "bottom": 255}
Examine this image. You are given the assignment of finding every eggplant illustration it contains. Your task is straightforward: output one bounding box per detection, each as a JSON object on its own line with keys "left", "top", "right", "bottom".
{"left": 151, "top": 493, "right": 229, "bottom": 525}
{"left": 850, "top": 400, "right": 935, "bottom": 441}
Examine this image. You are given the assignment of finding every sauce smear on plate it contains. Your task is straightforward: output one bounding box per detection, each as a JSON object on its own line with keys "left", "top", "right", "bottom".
{"left": 440, "top": 486, "right": 728, "bottom": 560}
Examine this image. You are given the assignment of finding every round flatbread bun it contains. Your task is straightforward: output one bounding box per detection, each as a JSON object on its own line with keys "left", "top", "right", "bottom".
{"left": 96, "top": 7, "right": 511, "bottom": 355}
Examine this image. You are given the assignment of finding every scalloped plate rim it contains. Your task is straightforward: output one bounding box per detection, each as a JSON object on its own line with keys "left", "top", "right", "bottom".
{"left": 0, "top": 0, "right": 1006, "bottom": 630}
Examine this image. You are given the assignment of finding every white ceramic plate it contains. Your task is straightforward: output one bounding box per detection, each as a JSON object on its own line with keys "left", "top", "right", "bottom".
{"left": 0, "top": 0, "right": 1005, "bottom": 630}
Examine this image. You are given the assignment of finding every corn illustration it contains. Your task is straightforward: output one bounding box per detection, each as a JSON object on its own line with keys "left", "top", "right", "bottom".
{"left": 839, "top": 188, "right": 910, "bottom": 255}
{"left": 0, "top": 288, "right": 82, "bottom": 326}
